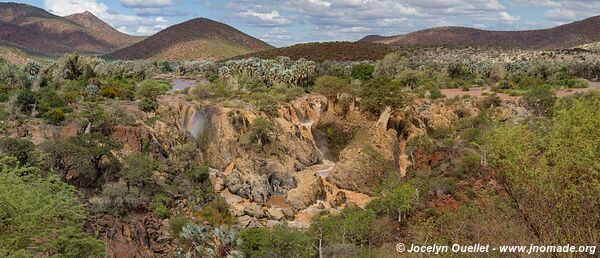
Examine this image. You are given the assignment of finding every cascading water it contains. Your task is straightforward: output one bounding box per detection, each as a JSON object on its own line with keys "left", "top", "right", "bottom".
{"left": 186, "top": 110, "right": 207, "bottom": 147}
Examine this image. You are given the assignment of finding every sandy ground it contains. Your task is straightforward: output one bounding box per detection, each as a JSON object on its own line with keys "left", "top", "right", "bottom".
{"left": 441, "top": 82, "right": 600, "bottom": 100}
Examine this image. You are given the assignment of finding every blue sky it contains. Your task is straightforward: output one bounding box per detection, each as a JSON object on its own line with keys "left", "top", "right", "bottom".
{"left": 9, "top": 0, "right": 600, "bottom": 47}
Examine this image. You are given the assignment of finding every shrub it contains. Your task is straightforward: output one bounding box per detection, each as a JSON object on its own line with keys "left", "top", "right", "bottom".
{"left": 138, "top": 98, "right": 158, "bottom": 112}
{"left": 43, "top": 108, "right": 66, "bottom": 125}
{"left": 240, "top": 117, "right": 277, "bottom": 151}
{"left": 119, "top": 153, "right": 158, "bottom": 191}
{"left": 0, "top": 161, "right": 105, "bottom": 257}
{"left": 429, "top": 87, "right": 444, "bottom": 99}
{"left": 240, "top": 225, "right": 315, "bottom": 258}
{"left": 240, "top": 227, "right": 270, "bottom": 258}
{"left": 14, "top": 90, "right": 38, "bottom": 115}
{"left": 188, "top": 164, "right": 210, "bottom": 183}
{"left": 135, "top": 80, "right": 169, "bottom": 100}
{"left": 169, "top": 215, "right": 190, "bottom": 239}
{"left": 0, "top": 138, "right": 36, "bottom": 165}
{"left": 312, "top": 75, "right": 349, "bottom": 99}
{"left": 486, "top": 96, "right": 600, "bottom": 246}
{"left": 153, "top": 202, "right": 170, "bottom": 219}
{"left": 523, "top": 85, "right": 557, "bottom": 116}
{"left": 351, "top": 63, "right": 374, "bottom": 81}
{"left": 89, "top": 180, "right": 148, "bottom": 216}
{"left": 196, "top": 197, "right": 235, "bottom": 226}
{"left": 255, "top": 96, "right": 279, "bottom": 117}
{"left": 311, "top": 206, "right": 377, "bottom": 247}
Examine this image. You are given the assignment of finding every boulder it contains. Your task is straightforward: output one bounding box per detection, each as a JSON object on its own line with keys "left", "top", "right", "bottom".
{"left": 243, "top": 202, "right": 265, "bottom": 218}
{"left": 330, "top": 191, "right": 347, "bottom": 208}
{"left": 267, "top": 208, "right": 285, "bottom": 221}
{"left": 286, "top": 170, "right": 326, "bottom": 210}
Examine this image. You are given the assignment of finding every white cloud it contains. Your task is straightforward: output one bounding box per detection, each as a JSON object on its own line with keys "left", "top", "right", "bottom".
{"left": 43, "top": 0, "right": 171, "bottom": 35}
{"left": 239, "top": 9, "right": 291, "bottom": 26}
{"left": 498, "top": 11, "right": 520, "bottom": 23}
{"left": 224, "top": 0, "right": 524, "bottom": 44}
{"left": 120, "top": 0, "right": 174, "bottom": 8}
{"left": 544, "top": 8, "right": 577, "bottom": 22}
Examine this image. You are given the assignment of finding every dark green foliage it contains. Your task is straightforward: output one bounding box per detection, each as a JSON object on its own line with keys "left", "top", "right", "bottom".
{"left": 429, "top": 86, "right": 444, "bottom": 99}
{"left": 240, "top": 225, "right": 315, "bottom": 258}
{"left": 188, "top": 164, "right": 210, "bottom": 183}
{"left": 135, "top": 80, "right": 168, "bottom": 112}
{"left": 119, "top": 153, "right": 158, "bottom": 191}
{"left": 486, "top": 95, "right": 600, "bottom": 246}
{"left": 89, "top": 180, "right": 148, "bottom": 216}
{"left": 239, "top": 227, "right": 271, "bottom": 258}
{"left": 135, "top": 79, "right": 170, "bottom": 100}
{"left": 14, "top": 90, "right": 38, "bottom": 114}
{"left": 367, "top": 182, "right": 418, "bottom": 223}
{"left": 43, "top": 108, "right": 66, "bottom": 125}
{"left": 196, "top": 197, "right": 236, "bottom": 226}
{"left": 255, "top": 96, "right": 279, "bottom": 117}
{"left": 0, "top": 85, "right": 10, "bottom": 102}
{"left": 312, "top": 75, "right": 349, "bottom": 99}
{"left": 351, "top": 63, "right": 374, "bottom": 81}
{"left": 0, "top": 157, "right": 104, "bottom": 257}
{"left": 138, "top": 98, "right": 158, "bottom": 112}
{"left": 523, "top": 84, "right": 557, "bottom": 116}
{"left": 37, "top": 88, "right": 68, "bottom": 115}
{"left": 240, "top": 117, "right": 277, "bottom": 151}
{"left": 311, "top": 206, "right": 377, "bottom": 247}
{"left": 0, "top": 138, "right": 36, "bottom": 165}
{"left": 41, "top": 133, "right": 120, "bottom": 188}
{"left": 359, "top": 77, "right": 411, "bottom": 116}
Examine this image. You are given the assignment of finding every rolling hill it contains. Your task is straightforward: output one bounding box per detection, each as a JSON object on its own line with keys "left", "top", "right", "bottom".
{"left": 360, "top": 15, "right": 600, "bottom": 49}
{"left": 0, "top": 2, "right": 141, "bottom": 56}
{"left": 104, "top": 18, "right": 274, "bottom": 61}
{"left": 235, "top": 42, "right": 398, "bottom": 61}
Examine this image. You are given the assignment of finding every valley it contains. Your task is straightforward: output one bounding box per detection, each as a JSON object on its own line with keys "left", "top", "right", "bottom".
{"left": 0, "top": 2, "right": 599, "bottom": 258}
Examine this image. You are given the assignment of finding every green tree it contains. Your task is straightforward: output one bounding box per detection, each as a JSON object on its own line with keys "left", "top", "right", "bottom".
{"left": 311, "top": 206, "right": 377, "bottom": 248}
{"left": 0, "top": 137, "right": 36, "bottom": 165}
{"left": 367, "top": 182, "right": 418, "bottom": 223}
{"left": 359, "top": 77, "right": 411, "bottom": 116}
{"left": 312, "top": 76, "right": 349, "bottom": 100}
{"left": 42, "top": 133, "right": 119, "bottom": 188}
{"left": 485, "top": 95, "right": 600, "bottom": 246}
{"left": 0, "top": 156, "right": 104, "bottom": 257}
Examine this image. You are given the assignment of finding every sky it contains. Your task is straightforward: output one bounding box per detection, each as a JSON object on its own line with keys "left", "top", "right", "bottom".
{"left": 9, "top": 0, "right": 600, "bottom": 47}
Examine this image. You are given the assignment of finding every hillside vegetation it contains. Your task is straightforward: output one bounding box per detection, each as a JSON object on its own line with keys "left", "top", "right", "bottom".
{"left": 361, "top": 15, "right": 600, "bottom": 49}
{"left": 236, "top": 42, "right": 398, "bottom": 61}
{"left": 0, "top": 3, "right": 140, "bottom": 56}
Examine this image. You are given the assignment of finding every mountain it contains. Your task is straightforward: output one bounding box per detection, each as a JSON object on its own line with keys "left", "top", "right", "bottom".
{"left": 0, "top": 2, "right": 140, "bottom": 56}
{"left": 235, "top": 42, "right": 398, "bottom": 61}
{"left": 65, "top": 11, "right": 143, "bottom": 48}
{"left": 360, "top": 15, "right": 600, "bottom": 49}
{"left": 104, "top": 18, "right": 274, "bottom": 61}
